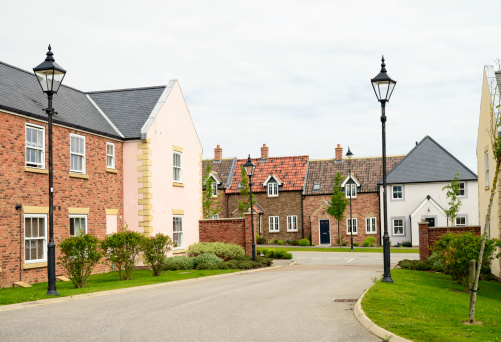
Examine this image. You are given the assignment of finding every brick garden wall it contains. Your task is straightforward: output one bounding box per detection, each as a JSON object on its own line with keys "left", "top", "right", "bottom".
{"left": 0, "top": 111, "right": 124, "bottom": 287}
{"left": 418, "top": 221, "right": 481, "bottom": 260}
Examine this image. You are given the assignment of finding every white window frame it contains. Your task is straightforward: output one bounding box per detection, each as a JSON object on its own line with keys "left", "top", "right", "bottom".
{"left": 392, "top": 185, "right": 403, "bottom": 199}
{"left": 347, "top": 218, "right": 358, "bottom": 234}
{"left": 269, "top": 216, "right": 279, "bottom": 232}
{"left": 485, "top": 151, "right": 489, "bottom": 187}
{"left": 366, "top": 217, "right": 377, "bottom": 234}
{"left": 455, "top": 216, "right": 466, "bottom": 227}
{"left": 24, "top": 214, "right": 47, "bottom": 263}
{"left": 345, "top": 183, "right": 357, "bottom": 198}
{"left": 173, "top": 215, "right": 183, "bottom": 249}
{"left": 209, "top": 214, "right": 219, "bottom": 219}
{"left": 25, "top": 123, "right": 45, "bottom": 169}
{"left": 457, "top": 182, "right": 465, "bottom": 197}
{"left": 173, "top": 152, "right": 182, "bottom": 182}
{"left": 211, "top": 180, "right": 218, "bottom": 197}
{"left": 267, "top": 183, "right": 278, "bottom": 197}
{"left": 287, "top": 215, "right": 298, "bottom": 232}
{"left": 69, "top": 215, "right": 88, "bottom": 236}
{"left": 106, "top": 142, "right": 115, "bottom": 169}
{"left": 393, "top": 219, "right": 404, "bottom": 236}
{"left": 70, "top": 133, "right": 86, "bottom": 174}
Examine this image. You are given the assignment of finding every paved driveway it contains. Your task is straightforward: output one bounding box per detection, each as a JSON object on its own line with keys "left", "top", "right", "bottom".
{"left": 0, "top": 252, "right": 416, "bottom": 342}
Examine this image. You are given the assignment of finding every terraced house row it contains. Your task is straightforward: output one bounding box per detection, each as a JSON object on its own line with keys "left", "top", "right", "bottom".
{"left": 0, "top": 59, "right": 202, "bottom": 288}
{"left": 202, "top": 137, "right": 478, "bottom": 247}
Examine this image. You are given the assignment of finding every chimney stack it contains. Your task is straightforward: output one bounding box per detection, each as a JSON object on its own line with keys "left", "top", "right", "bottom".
{"left": 214, "top": 145, "right": 222, "bottom": 160}
{"left": 261, "top": 144, "right": 269, "bottom": 159}
{"left": 335, "top": 144, "right": 343, "bottom": 161}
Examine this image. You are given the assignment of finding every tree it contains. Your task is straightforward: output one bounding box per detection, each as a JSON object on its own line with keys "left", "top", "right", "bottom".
{"left": 442, "top": 172, "right": 462, "bottom": 226}
{"left": 235, "top": 166, "right": 254, "bottom": 217}
{"left": 326, "top": 172, "right": 349, "bottom": 248}
{"left": 202, "top": 163, "right": 221, "bottom": 218}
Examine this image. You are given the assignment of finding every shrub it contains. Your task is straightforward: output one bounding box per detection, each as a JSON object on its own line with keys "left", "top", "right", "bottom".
{"left": 401, "top": 241, "right": 412, "bottom": 247}
{"left": 141, "top": 233, "right": 173, "bottom": 276}
{"left": 363, "top": 236, "right": 377, "bottom": 247}
{"left": 257, "top": 248, "right": 293, "bottom": 260}
{"left": 101, "top": 229, "right": 144, "bottom": 280}
{"left": 354, "top": 242, "right": 360, "bottom": 247}
{"left": 277, "top": 240, "right": 284, "bottom": 245}
{"left": 163, "top": 255, "right": 195, "bottom": 271}
{"left": 431, "top": 232, "right": 500, "bottom": 285}
{"left": 58, "top": 234, "right": 102, "bottom": 288}
{"left": 256, "top": 235, "right": 266, "bottom": 244}
{"left": 336, "top": 235, "right": 346, "bottom": 246}
{"left": 398, "top": 259, "right": 432, "bottom": 271}
{"left": 285, "top": 239, "right": 292, "bottom": 245}
{"left": 192, "top": 253, "right": 223, "bottom": 268}
{"left": 299, "top": 239, "right": 310, "bottom": 246}
{"left": 187, "top": 242, "right": 245, "bottom": 261}
{"left": 290, "top": 240, "right": 300, "bottom": 246}
{"left": 427, "top": 253, "right": 446, "bottom": 273}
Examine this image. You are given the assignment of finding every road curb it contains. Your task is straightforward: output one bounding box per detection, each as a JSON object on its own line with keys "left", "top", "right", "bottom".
{"left": 0, "top": 259, "right": 296, "bottom": 312}
{"left": 354, "top": 281, "right": 413, "bottom": 342}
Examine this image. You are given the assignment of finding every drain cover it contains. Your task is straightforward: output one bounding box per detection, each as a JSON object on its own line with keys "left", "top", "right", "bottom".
{"left": 334, "top": 299, "right": 357, "bottom": 302}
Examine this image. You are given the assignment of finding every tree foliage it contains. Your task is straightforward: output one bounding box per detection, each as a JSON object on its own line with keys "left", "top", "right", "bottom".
{"left": 326, "top": 172, "right": 349, "bottom": 246}
{"left": 101, "top": 228, "right": 144, "bottom": 280}
{"left": 235, "top": 166, "right": 254, "bottom": 217}
{"left": 202, "top": 163, "right": 222, "bottom": 218}
{"left": 442, "top": 172, "right": 462, "bottom": 226}
{"left": 141, "top": 233, "right": 173, "bottom": 276}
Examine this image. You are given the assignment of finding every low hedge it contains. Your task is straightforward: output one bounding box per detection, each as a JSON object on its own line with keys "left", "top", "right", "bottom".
{"left": 257, "top": 248, "right": 293, "bottom": 259}
{"left": 187, "top": 242, "right": 246, "bottom": 261}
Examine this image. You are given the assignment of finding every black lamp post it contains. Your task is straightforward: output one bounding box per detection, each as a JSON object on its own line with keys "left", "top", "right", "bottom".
{"left": 243, "top": 155, "right": 256, "bottom": 261}
{"left": 346, "top": 147, "right": 354, "bottom": 252}
{"left": 371, "top": 56, "right": 396, "bottom": 283}
{"left": 33, "top": 45, "right": 66, "bottom": 295}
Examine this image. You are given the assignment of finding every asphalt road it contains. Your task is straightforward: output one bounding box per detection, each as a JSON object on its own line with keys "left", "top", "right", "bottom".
{"left": 0, "top": 252, "right": 417, "bottom": 342}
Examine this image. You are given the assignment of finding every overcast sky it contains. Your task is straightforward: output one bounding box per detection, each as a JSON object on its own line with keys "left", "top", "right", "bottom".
{"left": 3, "top": 1, "right": 501, "bottom": 173}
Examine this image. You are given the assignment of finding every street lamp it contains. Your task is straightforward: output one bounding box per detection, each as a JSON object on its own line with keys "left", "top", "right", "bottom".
{"left": 371, "top": 55, "right": 396, "bottom": 283}
{"left": 346, "top": 147, "right": 354, "bottom": 252}
{"left": 33, "top": 45, "right": 66, "bottom": 295}
{"left": 243, "top": 155, "right": 257, "bottom": 261}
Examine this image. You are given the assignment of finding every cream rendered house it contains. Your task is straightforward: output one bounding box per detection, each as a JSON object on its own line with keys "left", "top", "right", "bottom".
{"left": 89, "top": 81, "right": 203, "bottom": 252}
{"left": 477, "top": 65, "right": 501, "bottom": 278}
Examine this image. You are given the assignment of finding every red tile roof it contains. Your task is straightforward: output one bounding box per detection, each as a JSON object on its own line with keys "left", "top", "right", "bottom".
{"left": 227, "top": 156, "right": 309, "bottom": 194}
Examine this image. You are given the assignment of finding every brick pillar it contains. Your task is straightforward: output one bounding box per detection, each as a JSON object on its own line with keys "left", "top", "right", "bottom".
{"left": 418, "top": 219, "right": 430, "bottom": 261}
{"left": 261, "top": 144, "right": 269, "bottom": 159}
{"left": 214, "top": 145, "right": 222, "bottom": 160}
{"left": 335, "top": 144, "right": 343, "bottom": 161}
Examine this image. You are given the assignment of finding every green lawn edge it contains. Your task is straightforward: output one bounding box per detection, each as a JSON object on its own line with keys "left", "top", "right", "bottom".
{"left": 260, "top": 246, "right": 419, "bottom": 253}
{"left": 362, "top": 269, "right": 501, "bottom": 342}
{"left": 0, "top": 269, "right": 239, "bottom": 306}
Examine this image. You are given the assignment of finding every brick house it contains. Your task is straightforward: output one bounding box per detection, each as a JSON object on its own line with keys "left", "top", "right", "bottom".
{"left": 0, "top": 58, "right": 201, "bottom": 287}
{"left": 303, "top": 144, "right": 403, "bottom": 246}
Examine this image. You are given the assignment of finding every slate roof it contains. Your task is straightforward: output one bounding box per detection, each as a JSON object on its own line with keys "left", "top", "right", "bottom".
{"left": 226, "top": 155, "right": 309, "bottom": 194}
{"left": 304, "top": 155, "right": 404, "bottom": 195}
{"left": 382, "top": 136, "right": 477, "bottom": 184}
{"left": 88, "top": 86, "right": 166, "bottom": 139}
{"left": 202, "top": 158, "right": 237, "bottom": 189}
{"left": 0, "top": 61, "right": 121, "bottom": 138}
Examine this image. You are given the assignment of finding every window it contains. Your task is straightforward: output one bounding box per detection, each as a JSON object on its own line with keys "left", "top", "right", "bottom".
{"left": 269, "top": 216, "right": 279, "bottom": 232}
{"left": 457, "top": 182, "right": 465, "bottom": 197}
{"left": 455, "top": 216, "right": 466, "bottom": 226}
{"left": 69, "top": 215, "right": 87, "bottom": 236}
{"left": 26, "top": 124, "right": 45, "bottom": 169}
{"left": 209, "top": 214, "right": 219, "bottom": 219}
{"left": 393, "top": 219, "right": 404, "bottom": 235}
{"left": 392, "top": 185, "right": 403, "bottom": 199}
{"left": 268, "top": 183, "right": 278, "bottom": 197}
{"left": 24, "top": 214, "right": 47, "bottom": 263}
{"left": 366, "top": 217, "right": 377, "bottom": 234}
{"left": 173, "top": 152, "right": 182, "bottom": 182}
{"left": 312, "top": 183, "right": 321, "bottom": 192}
{"left": 173, "top": 215, "right": 183, "bottom": 248}
{"left": 70, "top": 134, "right": 86, "bottom": 174}
{"left": 485, "top": 151, "right": 489, "bottom": 187}
{"left": 287, "top": 215, "right": 298, "bottom": 231}
{"left": 211, "top": 181, "right": 217, "bottom": 197}
{"left": 106, "top": 142, "right": 115, "bottom": 169}
{"left": 345, "top": 183, "right": 357, "bottom": 198}
{"left": 347, "top": 218, "right": 357, "bottom": 234}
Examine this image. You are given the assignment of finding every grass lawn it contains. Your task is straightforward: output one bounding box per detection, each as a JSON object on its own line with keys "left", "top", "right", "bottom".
{"left": 262, "top": 246, "right": 419, "bottom": 253}
{"left": 362, "top": 269, "right": 501, "bottom": 342}
{"left": 0, "top": 269, "right": 238, "bottom": 306}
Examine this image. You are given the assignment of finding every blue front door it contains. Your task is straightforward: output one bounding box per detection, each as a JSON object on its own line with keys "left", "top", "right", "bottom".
{"left": 320, "top": 220, "right": 330, "bottom": 244}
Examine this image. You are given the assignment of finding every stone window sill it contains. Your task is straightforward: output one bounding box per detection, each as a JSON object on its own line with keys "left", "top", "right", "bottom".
{"left": 173, "top": 182, "right": 184, "bottom": 187}
{"left": 485, "top": 186, "right": 490, "bottom": 191}
{"left": 23, "top": 262, "right": 47, "bottom": 269}
{"left": 268, "top": 231, "right": 280, "bottom": 234}
{"left": 173, "top": 249, "right": 185, "bottom": 254}
{"left": 69, "top": 172, "right": 89, "bottom": 179}
{"left": 25, "top": 167, "right": 48, "bottom": 174}
{"left": 106, "top": 168, "right": 118, "bottom": 174}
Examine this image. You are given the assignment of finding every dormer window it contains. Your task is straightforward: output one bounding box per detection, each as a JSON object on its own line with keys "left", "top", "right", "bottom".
{"left": 312, "top": 183, "right": 321, "bottom": 192}
{"left": 268, "top": 183, "right": 278, "bottom": 196}
{"left": 211, "top": 181, "right": 217, "bottom": 197}
{"left": 341, "top": 174, "right": 360, "bottom": 199}
{"left": 263, "top": 174, "right": 282, "bottom": 197}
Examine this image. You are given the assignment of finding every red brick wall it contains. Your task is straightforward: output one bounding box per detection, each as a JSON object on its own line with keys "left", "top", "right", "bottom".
{"left": 304, "top": 193, "right": 381, "bottom": 246}
{"left": 0, "top": 111, "right": 124, "bottom": 287}
{"left": 418, "top": 221, "right": 481, "bottom": 260}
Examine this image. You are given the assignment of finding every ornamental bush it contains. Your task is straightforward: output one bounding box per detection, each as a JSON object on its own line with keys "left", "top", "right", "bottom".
{"left": 276, "top": 240, "right": 284, "bottom": 245}
{"left": 163, "top": 256, "right": 195, "bottom": 271}
{"left": 431, "top": 232, "right": 500, "bottom": 285}
{"left": 192, "top": 253, "right": 223, "bottom": 268}
{"left": 141, "top": 233, "right": 173, "bottom": 276}
{"left": 299, "top": 239, "right": 310, "bottom": 246}
{"left": 256, "top": 235, "right": 266, "bottom": 244}
{"left": 257, "top": 248, "right": 292, "bottom": 259}
{"left": 58, "top": 234, "right": 102, "bottom": 288}
{"left": 363, "top": 236, "right": 377, "bottom": 247}
{"left": 187, "top": 242, "right": 245, "bottom": 261}
{"left": 101, "top": 229, "right": 144, "bottom": 280}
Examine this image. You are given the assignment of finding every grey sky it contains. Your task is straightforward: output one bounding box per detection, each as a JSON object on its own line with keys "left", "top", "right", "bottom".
{"left": 3, "top": 0, "right": 501, "bottom": 173}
